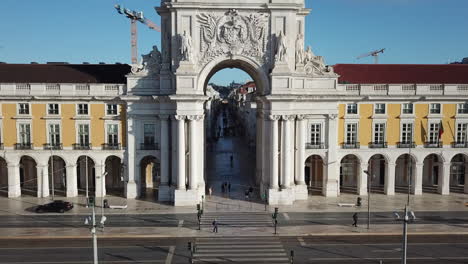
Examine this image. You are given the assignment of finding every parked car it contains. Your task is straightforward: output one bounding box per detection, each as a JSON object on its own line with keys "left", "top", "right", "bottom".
{"left": 35, "top": 200, "right": 73, "bottom": 213}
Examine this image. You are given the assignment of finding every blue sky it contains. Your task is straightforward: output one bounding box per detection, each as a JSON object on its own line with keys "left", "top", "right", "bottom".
{"left": 1, "top": 0, "right": 467, "bottom": 85}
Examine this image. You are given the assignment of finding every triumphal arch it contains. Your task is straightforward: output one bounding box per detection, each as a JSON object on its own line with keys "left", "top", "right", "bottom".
{"left": 124, "top": 0, "right": 340, "bottom": 206}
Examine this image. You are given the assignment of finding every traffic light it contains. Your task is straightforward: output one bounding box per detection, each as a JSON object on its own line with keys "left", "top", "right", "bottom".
{"left": 88, "top": 197, "right": 95, "bottom": 207}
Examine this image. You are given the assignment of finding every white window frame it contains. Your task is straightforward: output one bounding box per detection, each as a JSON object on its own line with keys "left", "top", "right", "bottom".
{"left": 309, "top": 123, "right": 322, "bottom": 145}
{"left": 402, "top": 103, "right": 414, "bottom": 115}
{"left": 18, "top": 103, "right": 30, "bottom": 115}
{"left": 429, "top": 103, "right": 442, "bottom": 115}
{"left": 46, "top": 121, "right": 62, "bottom": 146}
{"left": 345, "top": 122, "right": 358, "bottom": 144}
{"left": 105, "top": 121, "right": 121, "bottom": 145}
{"left": 400, "top": 122, "right": 414, "bottom": 144}
{"left": 75, "top": 121, "right": 91, "bottom": 146}
{"left": 76, "top": 103, "right": 89, "bottom": 116}
{"left": 372, "top": 122, "right": 386, "bottom": 144}
{"left": 374, "top": 103, "right": 386, "bottom": 115}
{"left": 427, "top": 121, "right": 440, "bottom": 143}
{"left": 16, "top": 122, "right": 32, "bottom": 145}
{"left": 106, "top": 103, "right": 119, "bottom": 116}
{"left": 346, "top": 103, "right": 358, "bottom": 115}
{"left": 457, "top": 103, "right": 468, "bottom": 115}
{"left": 47, "top": 103, "right": 60, "bottom": 116}
{"left": 456, "top": 122, "right": 468, "bottom": 143}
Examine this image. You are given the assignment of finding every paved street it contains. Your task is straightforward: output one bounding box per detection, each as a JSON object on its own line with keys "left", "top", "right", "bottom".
{"left": 0, "top": 236, "right": 467, "bottom": 264}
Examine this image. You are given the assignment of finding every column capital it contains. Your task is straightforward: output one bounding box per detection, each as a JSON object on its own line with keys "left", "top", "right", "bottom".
{"left": 296, "top": 114, "right": 306, "bottom": 120}
{"left": 157, "top": 114, "right": 170, "bottom": 120}
{"left": 174, "top": 115, "right": 186, "bottom": 121}
{"left": 187, "top": 115, "right": 204, "bottom": 121}
{"left": 268, "top": 115, "right": 281, "bottom": 121}
{"left": 328, "top": 114, "right": 338, "bottom": 120}
{"left": 281, "top": 115, "right": 296, "bottom": 121}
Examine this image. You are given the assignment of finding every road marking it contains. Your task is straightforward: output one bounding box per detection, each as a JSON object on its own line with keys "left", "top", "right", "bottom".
{"left": 178, "top": 220, "right": 184, "bottom": 227}
{"left": 372, "top": 249, "right": 400, "bottom": 252}
{"left": 297, "top": 237, "right": 306, "bottom": 246}
{"left": 309, "top": 257, "right": 468, "bottom": 261}
{"left": 165, "top": 246, "right": 175, "bottom": 264}
{"left": 282, "top": 213, "right": 290, "bottom": 220}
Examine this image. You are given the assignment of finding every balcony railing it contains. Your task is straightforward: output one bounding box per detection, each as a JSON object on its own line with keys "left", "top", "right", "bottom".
{"left": 368, "top": 142, "right": 388, "bottom": 149}
{"left": 397, "top": 141, "right": 416, "bottom": 148}
{"left": 14, "top": 143, "right": 33, "bottom": 150}
{"left": 73, "top": 143, "right": 92, "bottom": 150}
{"left": 341, "top": 142, "right": 360, "bottom": 149}
{"left": 43, "top": 143, "right": 63, "bottom": 150}
{"left": 305, "top": 142, "right": 326, "bottom": 149}
{"left": 424, "top": 141, "right": 443, "bottom": 148}
{"left": 140, "top": 143, "right": 159, "bottom": 150}
{"left": 452, "top": 141, "right": 468, "bottom": 148}
{"left": 102, "top": 143, "right": 121, "bottom": 150}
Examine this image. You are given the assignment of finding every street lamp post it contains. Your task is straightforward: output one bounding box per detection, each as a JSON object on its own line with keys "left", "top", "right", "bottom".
{"left": 394, "top": 205, "right": 416, "bottom": 264}
{"left": 84, "top": 197, "right": 106, "bottom": 264}
{"left": 364, "top": 169, "right": 371, "bottom": 230}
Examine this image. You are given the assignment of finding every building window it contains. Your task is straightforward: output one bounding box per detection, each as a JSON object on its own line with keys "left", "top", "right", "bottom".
{"left": 19, "top": 124, "right": 31, "bottom": 144}
{"left": 48, "top": 104, "right": 59, "bottom": 115}
{"left": 374, "top": 123, "right": 385, "bottom": 143}
{"left": 77, "top": 104, "right": 89, "bottom": 115}
{"left": 49, "top": 124, "right": 61, "bottom": 146}
{"left": 430, "top": 103, "right": 441, "bottom": 114}
{"left": 107, "top": 124, "right": 119, "bottom": 145}
{"left": 458, "top": 103, "right": 468, "bottom": 114}
{"left": 456, "top": 123, "right": 467, "bottom": 143}
{"left": 18, "top": 103, "right": 29, "bottom": 115}
{"left": 106, "top": 104, "right": 118, "bottom": 115}
{"left": 347, "top": 103, "right": 357, "bottom": 114}
{"left": 428, "top": 123, "right": 440, "bottom": 143}
{"left": 310, "top": 124, "right": 321, "bottom": 145}
{"left": 144, "top": 124, "right": 155, "bottom": 145}
{"left": 375, "top": 103, "right": 386, "bottom": 114}
{"left": 402, "top": 103, "right": 413, "bottom": 114}
{"left": 346, "top": 123, "right": 358, "bottom": 144}
{"left": 78, "top": 124, "right": 90, "bottom": 145}
{"left": 401, "top": 123, "right": 413, "bottom": 143}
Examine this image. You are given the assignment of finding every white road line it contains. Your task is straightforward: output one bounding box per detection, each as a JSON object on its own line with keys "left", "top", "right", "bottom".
{"left": 282, "top": 213, "right": 290, "bottom": 221}
{"left": 165, "top": 246, "right": 175, "bottom": 264}
{"left": 194, "top": 253, "right": 287, "bottom": 257}
{"left": 297, "top": 237, "right": 306, "bottom": 246}
{"left": 178, "top": 220, "right": 184, "bottom": 227}
{"left": 309, "top": 257, "right": 468, "bottom": 261}
{"left": 302, "top": 242, "right": 468, "bottom": 246}
{"left": 196, "top": 249, "right": 285, "bottom": 253}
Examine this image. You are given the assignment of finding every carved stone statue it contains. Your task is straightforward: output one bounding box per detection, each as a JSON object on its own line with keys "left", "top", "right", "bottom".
{"left": 295, "top": 34, "right": 304, "bottom": 65}
{"left": 179, "top": 31, "right": 193, "bottom": 62}
{"left": 302, "top": 45, "right": 337, "bottom": 76}
{"left": 131, "top": 45, "right": 162, "bottom": 76}
{"left": 275, "top": 31, "right": 287, "bottom": 62}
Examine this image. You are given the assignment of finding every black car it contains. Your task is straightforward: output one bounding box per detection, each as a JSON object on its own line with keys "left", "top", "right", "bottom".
{"left": 35, "top": 200, "right": 74, "bottom": 213}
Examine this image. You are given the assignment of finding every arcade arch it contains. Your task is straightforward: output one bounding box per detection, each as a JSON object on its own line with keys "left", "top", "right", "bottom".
{"left": 48, "top": 156, "right": 67, "bottom": 196}
{"left": 395, "top": 154, "right": 416, "bottom": 192}
{"left": 368, "top": 154, "right": 386, "bottom": 190}
{"left": 340, "top": 154, "right": 360, "bottom": 194}
{"left": 105, "top": 156, "right": 124, "bottom": 196}
{"left": 77, "top": 156, "right": 95, "bottom": 195}
{"left": 305, "top": 155, "right": 324, "bottom": 192}
{"left": 19, "top": 156, "right": 37, "bottom": 196}
{"left": 450, "top": 154, "right": 467, "bottom": 193}
{"left": 0, "top": 157, "right": 7, "bottom": 196}
{"left": 139, "top": 156, "right": 160, "bottom": 198}
{"left": 422, "top": 154, "right": 443, "bottom": 193}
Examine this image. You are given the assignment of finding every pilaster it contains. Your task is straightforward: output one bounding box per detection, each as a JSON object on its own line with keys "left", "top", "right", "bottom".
{"left": 37, "top": 165, "right": 48, "bottom": 198}
{"left": 358, "top": 162, "right": 368, "bottom": 196}
{"left": 176, "top": 115, "right": 186, "bottom": 190}
{"left": 412, "top": 163, "right": 423, "bottom": 195}
{"left": 7, "top": 164, "right": 21, "bottom": 198}
{"left": 323, "top": 114, "right": 338, "bottom": 197}
{"left": 385, "top": 162, "right": 396, "bottom": 195}
{"left": 438, "top": 162, "right": 450, "bottom": 195}
{"left": 269, "top": 115, "right": 280, "bottom": 190}
{"left": 66, "top": 164, "right": 78, "bottom": 197}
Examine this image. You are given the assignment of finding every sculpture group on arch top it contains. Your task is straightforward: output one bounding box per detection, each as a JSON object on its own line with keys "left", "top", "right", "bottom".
{"left": 130, "top": 8, "right": 336, "bottom": 79}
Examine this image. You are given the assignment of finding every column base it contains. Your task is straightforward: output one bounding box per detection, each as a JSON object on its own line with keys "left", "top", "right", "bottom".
{"left": 158, "top": 185, "right": 172, "bottom": 202}
{"left": 173, "top": 188, "right": 203, "bottom": 206}
{"left": 268, "top": 188, "right": 294, "bottom": 205}
{"left": 294, "top": 184, "right": 308, "bottom": 200}
{"left": 384, "top": 187, "right": 395, "bottom": 196}
{"left": 322, "top": 181, "right": 338, "bottom": 197}
{"left": 437, "top": 185, "right": 450, "bottom": 195}
{"left": 125, "top": 181, "right": 138, "bottom": 199}
{"left": 8, "top": 188, "right": 21, "bottom": 198}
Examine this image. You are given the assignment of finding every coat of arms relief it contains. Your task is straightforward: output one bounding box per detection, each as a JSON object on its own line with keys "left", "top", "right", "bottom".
{"left": 197, "top": 9, "right": 269, "bottom": 66}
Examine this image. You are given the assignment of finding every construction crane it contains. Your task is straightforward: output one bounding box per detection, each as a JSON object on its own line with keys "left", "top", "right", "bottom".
{"left": 357, "top": 48, "right": 385, "bottom": 64}
{"left": 114, "top": 4, "right": 161, "bottom": 64}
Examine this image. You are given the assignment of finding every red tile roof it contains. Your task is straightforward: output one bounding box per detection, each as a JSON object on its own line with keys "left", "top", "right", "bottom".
{"left": 333, "top": 64, "right": 468, "bottom": 84}
{"left": 0, "top": 64, "right": 130, "bottom": 84}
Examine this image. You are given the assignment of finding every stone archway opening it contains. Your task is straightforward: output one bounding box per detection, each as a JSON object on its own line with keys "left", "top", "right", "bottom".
{"left": 48, "top": 155, "right": 67, "bottom": 196}
{"left": 19, "top": 156, "right": 37, "bottom": 196}
{"left": 204, "top": 65, "right": 259, "bottom": 201}
{"left": 340, "top": 155, "right": 360, "bottom": 194}
{"left": 422, "top": 154, "right": 443, "bottom": 193}
{"left": 368, "top": 154, "right": 386, "bottom": 193}
{"left": 139, "top": 156, "right": 160, "bottom": 200}
{"left": 450, "top": 154, "right": 467, "bottom": 193}
{"left": 76, "top": 156, "right": 95, "bottom": 196}
{"left": 0, "top": 157, "right": 7, "bottom": 197}
{"left": 305, "top": 155, "right": 324, "bottom": 195}
{"left": 105, "top": 156, "right": 124, "bottom": 197}
{"left": 395, "top": 154, "right": 415, "bottom": 193}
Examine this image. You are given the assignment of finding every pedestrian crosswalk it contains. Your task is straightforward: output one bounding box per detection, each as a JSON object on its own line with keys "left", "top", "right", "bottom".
{"left": 192, "top": 237, "right": 290, "bottom": 263}
{"left": 200, "top": 212, "right": 273, "bottom": 228}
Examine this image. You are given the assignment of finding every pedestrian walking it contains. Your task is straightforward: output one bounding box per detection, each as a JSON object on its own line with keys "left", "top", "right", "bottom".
{"left": 212, "top": 218, "right": 218, "bottom": 233}
{"left": 352, "top": 212, "right": 358, "bottom": 227}
{"left": 245, "top": 190, "right": 250, "bottom": 200}
{"left": 208, "top": 186, "right": 213, "bottom": 197}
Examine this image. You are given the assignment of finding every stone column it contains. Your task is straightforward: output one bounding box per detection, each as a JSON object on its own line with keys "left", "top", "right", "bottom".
{"left": 324, "top": 114, "right": 339, "bottom": 197}
{"left": 412, "top": 163, "right": 423, "bottom": 195}
{"left": 281, "top": 116, "right": 293, "bottom": 189}
{"left": 171, "top": 117, "right": 178, "bottom": 188}
{"left": 95, "top": 164, "right": 106, "bottom": 197}
{"left": 295, "top": 115, "right": 306, "bottom": 185}
{"left": 256, "top": 113, "right": 263, "bottom": 185}
{"left": 66, "top": 164, "right": 78, "bottom": 197}
{"left": 7, "top": 164, "right": 21, "bottom": 197}
{"left": 160, "top": 115, "right": 170, "bottom": 186}
{"left": 385, "top": 162, "right": 396, "bottom": 195}
{"left": 358, "top": 162, "right": 368, "bottom": 196}
{"left": 198, "top": 116, "right": 205, "bottom": 189}
{"left": 176, "top": 115, "right": 186, "bottom": 190}
{"left": 188, "top": 115, "right": 198, "bottom": 190}
{"left": 269, "top": 115, "right": 280, "bottom": 189}
{"left": 125, "top": 115, "right": 138, "bottom": 198}
{"left": 438, "top": 162, "right": 450, "bottom": 195}
{"left": 37, "top": 165, "right": 48, "bottom": 198}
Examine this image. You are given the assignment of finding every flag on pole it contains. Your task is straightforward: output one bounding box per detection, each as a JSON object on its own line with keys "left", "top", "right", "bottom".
{"left": 438, "top": 120, "right": 444, "bottom": 140}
